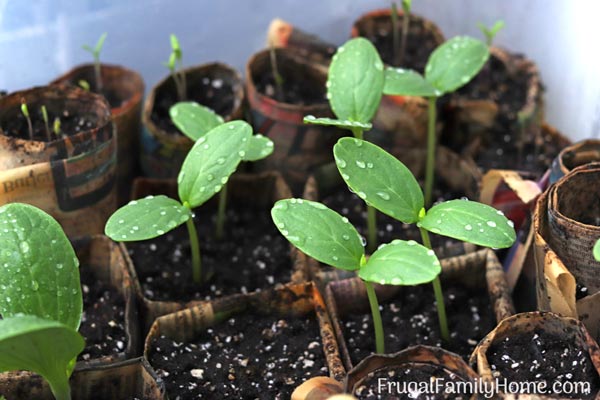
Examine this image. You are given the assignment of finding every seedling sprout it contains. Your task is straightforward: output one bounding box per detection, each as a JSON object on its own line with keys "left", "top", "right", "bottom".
{"left": 269, "top": 44, "right": 284, "bottom": 100}
{"left": 392, "top": 0, "right": 412, "bottom": 66}
{"left": 165, "top": 34, "right": 187, "bottom": 101}
{"left": 53, "top": 117, "right": 62, "bottom": 138}
{"left": 41, "top": 105, "right": 51, "bottom": 140}
{"left": 78, "top": 79, "right": 91, "bottom": 92}
{"left": 82, "top": 33, "right": 107, "bottom": 92}
{"left": 20, "top": 100, "right": 33, "bottom": 140}
{"left": 594, "top": 239, "right": 600, "bottom": 262}
{"left": 478, "top": 20, "right": 505, "bottom": 47}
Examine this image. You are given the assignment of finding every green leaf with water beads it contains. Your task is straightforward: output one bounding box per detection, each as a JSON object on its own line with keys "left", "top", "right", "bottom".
{"left": 334, "top": 137, "right": 423, "bottom": 223}
{"left": 271, "top": 199, "right": 364, "bottom": 271}
{"left": 243, "top": 134, "right": 274, "bottom": 161}
{"left": 303, "top": 116, "right": 372, "bottom": 131}
{"left": 383, "top": 67, "right": 438, "bottom": 97}
{"left": 327, "top": 37, "right": 385, "bottom": 124}
{"left": 105, "top": 196, "right": 191, "bottom": 242}
{"left": 170, "top": 102, "right": 224, "bottom": 141}
{"left": 178, "top": 120, "right": 252, "bottom": 208}
{"left": 359, "top": 240, "right": 441, "bottom": 285}
{"left": 0, "top": 315, "right": 84, "bottom": 400}
{"left": 0, "top": 203, "right": 82, "bottom": 331}
{"left": 418, "top": 199, "right": 516, "bottom": 248}
{"left": 594, "top": 239, "right": 600, "bottom": 262}
{"left": 425, "top": 36, "right": 489, "bottom": 95}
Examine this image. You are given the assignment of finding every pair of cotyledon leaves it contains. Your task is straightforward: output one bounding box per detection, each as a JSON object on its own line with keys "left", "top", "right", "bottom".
{"left": 105, "top": 102, "right": 273, "bottom": 242}
{"left": 304, "top": 35, "right": 489, "bottom": 130}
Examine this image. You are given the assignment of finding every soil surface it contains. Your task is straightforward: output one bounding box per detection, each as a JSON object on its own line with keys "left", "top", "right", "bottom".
{"left": 354, "top": 364, "right": 471, "bottom": 400}
{"left": 256, "top": 67, "right": 327, "bottom": 105}
{"left": 78, "top": 265, "right": 127, "bottom": 361}
{"left": 149, "top": 313, "right": 326, "bottom": 399}
{"left": 487, "top": 329, "right": 600, "bottom": 399}
{"left": 150, "top": 75, "right": 235, "bottom": 136}
{"left": 341, "top": 282, "right": 495, "bottom": 366}
{"left": 126, "top": 203, "right": 292, "bottom": 302}
{"left": 1, "top": 108, "right": 97, "bottom": 142}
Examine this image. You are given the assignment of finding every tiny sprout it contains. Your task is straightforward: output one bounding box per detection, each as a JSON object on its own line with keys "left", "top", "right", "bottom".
{"left": 392, "top": 0, "right": 412, "bottom": 66}
{"left": 21, "top": 100, "right": 34, "bottom": 140}
{"left": 53, "top": 117, "right": 62, "bottom": 137}
{"left": 478, "top": 20, "right": 505, "bottom": 47}
{"left": 82, "top": 32, "right": 107, "bottom": 92}
{"left": 78, "top": 80, "right": 90, "bottom": 91}
{"left": 165, "top": 34, "right": 187, "bottom": 101}
{"left": 594, "top": 239, "right": 600, "bottom": 262}
{"left": 41, "top": 105, "right": 51, "bottom": 141}
{"left": 269, "top": 44, "right": 284, "bottom": 100}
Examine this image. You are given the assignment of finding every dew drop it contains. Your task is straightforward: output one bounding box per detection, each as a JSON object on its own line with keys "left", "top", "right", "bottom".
{"left": 129, "top": 200, "right": 138, "bottom": 205}
{"left": 342, "top": 217, "right": 349, "bottom": 224}
{"left": 207, "top": 174, "right": 214, "bottom": 181}
{"left": 357, "top": 192, "right": 367, "bottom": 200}
{"left": 31, "top": 280, "right": 39, "bottom": 291}
{"left": 487, "top": 221, "right": 497, "bottom": 228}
{"left": 56, "top": 263, "right": 63, "bottom": 269}
{"left": 464, "top": 224, "right": 473, "bottom": 231}
{"left": 157, "top": 230, "right": 165, "bottom": 235}
{"left": 238, "top": 150, "right": 246, "bottom": 157}
{"left": 214, "top": 185, "right": 222, "bottom": 193}
{"left": 332, "top": 255, "right": 339, "bottom": 261}
{"left": 507, "top": 220, "right": 515, "bottom": 228}
{"left": 19, "top": 242, "right": 29, "bottom": 253}
{"left": 336, "top": 158, "right": 347, "bottom": 168}
{"left": 497, "top": 210, "right": 505, "bottom": 216}
{"left": 341, "top": 173, "right": 350, "bottom": 180}
{"left": 367, "top": 162, "right": 373, "bottom": 169}
{"left": 342, "top": 234, "right": 350, "bottom": 241}
{"left": 305, "top": 115, "right": 316, "bottom": 121}
{"left": 118, "top": 219, "right": 124, "bottom": 224}
{"left": 216, "top": 157, "right": 225, "bottom": 165}
{"left": 376, "top": 192, "right": 390, "bottom": 201}
{"left": 221, "top": 177, "right": 228, "bottom": 184}
{"left": 356, "top": 160, "right": 366, "bottom": 169}
{"left": 228, "top": 125, "right": 236, "bottom": 130}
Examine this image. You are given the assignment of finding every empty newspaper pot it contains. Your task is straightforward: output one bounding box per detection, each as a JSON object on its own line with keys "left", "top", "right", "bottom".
{"left": 245, "top": 47, "right": 343, "bottom": 195}
{"left": 550, "top": 139, "right": 600, "bottom": 184}
{"left": 0, "top": 357, "right": 166, "bottom": 399}
{"left": 121, "top": 171, "right": 309, "bottom": 330}
{"left": 0, "top": 85, "right": 116, "bottom": 238}
{"left": 327, "top": 249, "right": 515, "bottom": 372}
{"left": 345, "top": 346, "right": 480, "bottom": 399}
{"left": 141, "top": 62, "right": 244, "bottom": 178}
{"left": 72, "top": 235, "right": 140, "bottom": 366}
{"left": 470, "top": 312, "right": 600, "bottom": 399}
{"left": 534, "top": 163, "right": 600, "bottom": 340}
{"left": 52, "top": 63, "right": 145, "bottom": 205}
{"left": 144, "top": 282, "right": 345, "bottom": 398}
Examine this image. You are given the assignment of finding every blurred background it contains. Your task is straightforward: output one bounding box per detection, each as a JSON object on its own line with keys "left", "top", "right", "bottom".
{"left": 0, "top": 0, "right": 598, "bottom": 141}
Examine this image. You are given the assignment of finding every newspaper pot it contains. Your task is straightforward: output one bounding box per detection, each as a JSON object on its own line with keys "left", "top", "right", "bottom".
{"left": 141, "top": 63, "right": 244, "bottom": 178}
{"left": 550, "top": 139, "right": 600, "bottom": 184}
{"left": 534, "top": 163, "right": 600, "bottom": 340}
{"left": 327, "top": 249, "right": 514, "bottom": 372}
{"left": 0, "top": 85, "right": 116, "bottom": 238}
{"left": 144, "top": 282, "right": 345, "bottom": 398}
{"left": 245, "top": 47, "right": 343, "bottom": 195}
{"left": 345, "top": 346, "right": 480, "bottom": 399}
{"left": 0, "top": 357, "right": 166, "bottom": 399}
{"left": 72, "top": 235, "right": 140, "bottom": 366}
{"left": 121, "top": 171, "right": 309, "bottom": 330}
{"left": 470, "top": 312, "right": 600, "bottom": 399}
{"left": 443, "top": 47, "right": 545, "bottom": 174}
{"left": 52, "top": 63, "right": 145, "bottom": 205}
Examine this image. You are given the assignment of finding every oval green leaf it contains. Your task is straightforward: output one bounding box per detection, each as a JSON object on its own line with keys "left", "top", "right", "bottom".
{"left": 105, "top": 195, "right": 191, "bottom": 242}
{"left": 271, "top": 199, "right": 364, "bottom": 271}
{"left": 178, "top": 120, "right": 252, "bottom": 208}
{"left": 425, "top": 36, "right": 489, "bottom": 95}
{"left": 0, "top": 315, "right": 84, "bottom": 397}
{"left": 0, "top": 203, "right": 81, "bottom": 331}
{"left": 334, "top": 137, "right": 423, "bottom": 223}
{"left": 170, "top": 101, "right": 224, "bottom": 141}
{"left": 383, "top": 67, "right": 438, "bottom": 97}
{"left": 359, "top": 239, "right": 441, "bottom": 285}
{"left": 594, "top": 239, "right": 600, "bottom": 262}
{"left": 328, "top": 37, "right": 384, "bottom": 123}
{"left": 418, "top": 200, "right": 516, "bottom": 248}
{"left": 243, "top": 134, "right": 274, "bottom": 162}
{"left": 303, "top": 116, "right": 372, "bottom": 131}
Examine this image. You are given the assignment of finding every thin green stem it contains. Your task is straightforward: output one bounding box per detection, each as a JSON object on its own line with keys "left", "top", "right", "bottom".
{"left": 351, "top": 127, "right": 364, "bottom": 140}
{"left": 364, "top": 280, "right": 385, "bottom": 354}
{"left": 419, "top": 227, "right": 449, "bottom": 342}
{"left": 367, "top": 204, "right": 377, "bottom": 253}
{"left": 94, "top": 56, "right": 103, "bottom": 92}
{"left": 391, "top": 2, "right": 399, "bottom": 65}
{"left": 216, "top": 183, "right": 228, "bottom": 240}
{"left": 48, "top": 376, "right": 71, "bottom": 400}
{"left": 425, "top": 96, "right": 437, "bottom": 208}
{"left": 399, "top": 10, "right": 410, "bottom": 66}
{"left": 185, "top": 211, "right": 202, "bottom": 283}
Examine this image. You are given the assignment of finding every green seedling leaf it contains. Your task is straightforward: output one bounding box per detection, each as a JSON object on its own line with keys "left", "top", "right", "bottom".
{"left": 243, "top": 134, "right": 274, "bottom": 161}
{"left": 94, "top": 33, "right": 107, "bottom": 54}
{"left": 594, "top": 239, "right": 600, "bottom": 262}
{"left": 170, "top": 102, "right": 224, "bottom": 141}
{"left": 334, "top": 137, "right": 423, "bottom": 223}
{"left": 478, "top": 20, "right": 505, "bottom": 45}
{"left": 402, "top": 0, "right": 412, "bottom": 13}
{"left": 170, "top": 34, "right": 182, "bottom": 59}
{"left": 0, "top": 315, "right": 84, "bottom": 400}
{"left": 20, "top": 102, "right": 29, "bottom": 118}
{"left": 0, "top": 203, "right": 82, "bottom": 330}
{"left": 178, "top": 120, "right": 252, "bottom": 208}
{"left": 383, "top": 67, "right": 438, "bottom": 97}
{"left": 105, "top": 195, "right": 191, "bottom": 242}
{"left": 303, "top": 116, "right": 372, "bottom": 131}
{"left": 425, "top": 36, "right": 489, "bottom": 95}
{"left": 418, "top": 199, "right": 516, "bottom": 248}
{"left": 359, "top": 239, "right": 440, "bottom": 285}
{"left": 271, "top": 199, "right": 364, "bottom": 271}
{"left": 327, "top": 37, "right": 384, "bottom": 124}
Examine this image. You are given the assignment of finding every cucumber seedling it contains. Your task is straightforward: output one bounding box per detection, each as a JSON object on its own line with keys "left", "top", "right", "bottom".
{"left": 384, "top": 36, "right": 489, "bottom": 207}
{"left": 20, "top": 100, "right": 33, "bottom": 140}
{"left": 333, "top": 136, "right": 516, "bottom": 341}
{"left": 271, "top": 199, "right": 441, "bottom": 354}
{"left": 82, "top": 33, "right": 107, "bottom": 92}
{"left": 165, "top": 34, "right": 187, "bottom": 101}
{"left": 0, "top": 203, "right": 85, "bottom": 400}
{"left": 170, "top": 102, "right": 274, "bottom": 239}
{"left": 78, "top": 79, "right": 91, "bottom": 92}
{"left": 391, "top": 0, "right": 412, "bottom": 66}
{"left": 269, "top": 44, "right": 284, "bottom": 100}
{"left": 478, "top": 20, "right": 505, "bottom": 47}
{"left": 41, "top": 105, "right": 51, "bottom": 140}
{"left": 304, "top": 37, "right": 385, "bottom": 252}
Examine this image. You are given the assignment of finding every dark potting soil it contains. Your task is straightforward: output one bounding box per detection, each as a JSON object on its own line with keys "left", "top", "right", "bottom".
{"left": 487, "top": 330, "right": 600, "bottom": 399}
{"left": 149, "top": 313, "right": 326, "bottom": 399}
{"left": 342, "top": 282, "right": 495, "bottom": 366}
{"left": 78, "top": 266, "right": 127, "bottom": 361}
{"left": 126, "top": 203, "right": 292, "bottom": 302}
{"left": 1, "top": 109, "right": 97, "bottom": 142}
{"left": 150, "top": 76, "right": 235, "bottom": 136}
{"left": 256, "top": 69, "right": 327, "bottom": 106}
{"left": 354, "top": 364, "right": 471, "bottom": 400}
